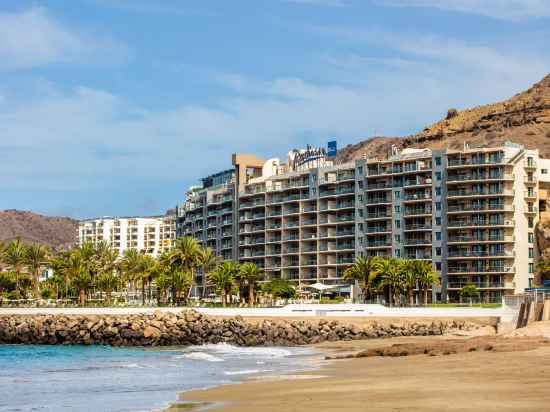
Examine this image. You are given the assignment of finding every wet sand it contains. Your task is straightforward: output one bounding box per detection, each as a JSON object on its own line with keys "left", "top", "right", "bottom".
{"left": 173, "top": 335, "right": 550, "bottom": 412}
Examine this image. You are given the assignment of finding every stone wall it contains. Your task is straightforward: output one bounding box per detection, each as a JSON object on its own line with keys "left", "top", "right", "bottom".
{"left": 0, "top": 310, "right": 494, "bottom": 347}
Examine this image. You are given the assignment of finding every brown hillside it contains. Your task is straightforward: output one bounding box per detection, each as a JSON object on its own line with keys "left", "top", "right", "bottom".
{"left": 337, "top": 73, "right": 550, "bottom": 161}
{"left": 0, "top": 210, "right": 77, "bottom": 249}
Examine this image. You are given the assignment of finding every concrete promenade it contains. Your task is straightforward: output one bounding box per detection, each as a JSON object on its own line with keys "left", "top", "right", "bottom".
{"left": 0, "top": 304, "right": 517, "bottom": 321}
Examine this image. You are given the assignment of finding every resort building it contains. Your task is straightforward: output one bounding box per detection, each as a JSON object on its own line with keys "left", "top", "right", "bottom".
{"left": 177, "top": 142, "right": 550, "bottom": 303}
{"left": 78, "top": 212, "right": 176, "bottom": 258}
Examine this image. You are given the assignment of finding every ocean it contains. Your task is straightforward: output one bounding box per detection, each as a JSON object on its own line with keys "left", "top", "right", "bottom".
{"left": 0, "top": 344, "right": 316, "bottom": 412}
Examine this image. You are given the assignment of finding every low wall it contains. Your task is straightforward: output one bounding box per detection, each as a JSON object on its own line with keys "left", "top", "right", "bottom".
{"left": 0, "top": 310, "right": 495, "bottom": 347}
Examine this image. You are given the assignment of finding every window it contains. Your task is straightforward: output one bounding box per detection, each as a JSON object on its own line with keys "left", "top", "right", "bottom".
{"left": 436, "top": 232, "right": 441, "bottom": 241}
{"left": 436, "top": 247, "right": 441, "bottom": 256}
{"left": 436, "top": 202, "right": 442, "bottom": 211}
{"left": 394, "top": 190, "right": 401, "bottom": 199}
{"left": 436, "top": 172, "right": 442, "bottom": 181}
{"left": 359, "top": 209, "right": 364, "bottom": 217}
{"left": 395, "top": 249, "right": 401, "bottom": 258}
{"left": 435, "top": 262, "right": 441, "bottom": 270}
{"left": 358, "top": 181, "right": 364, "bottom": 189}
{"left": 435, "top": 187, "right": 441, "bottom": 196}
{"left": 436, "top": 217, "right": 442, "bottom": 226}
{"left": 435, "top": 157, "right": 441, "bottom": 166}
{"left": 395, "top": 234, "right": 401, "bottom": 243}
{"left": 358, "top": 223, "right": 363, "bottom": 231}
{"left": 358, "top": 166, "right": 363, "bottom": 175}
{"left": 528, "top": 187, "right": 534, "bottom": 197}
{"left": 528, "top": 233, "right": 534, "bottom": 243}
{"left": 394, "top": 205, "right": 401, "bottom": 213}
{"left": 542, "top": 169, "right": 548, "bottom": 175}
{"left": 359, "top": 237, "right": 364, "bottom": 245}
{"left": 529, "top": 278, "right": 534, "bottom": 288}
{"left": 395, "top": 220, "right": 401, "bottom": 229}
{"left": 528, "top": 217, "right": 534, "bottom": 228}
{"left": 358, "top": 194, "right": 363, "bottom": 202}
{"left": 529, "top": 247, "right": 534, "bottom": 258}
{"left": 529, "top": 263, "right": 534, "bottom": 274}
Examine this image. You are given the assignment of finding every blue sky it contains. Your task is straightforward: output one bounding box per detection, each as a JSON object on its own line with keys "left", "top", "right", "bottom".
{"left": 1, "top": 0, "right": 549, "bottom": 219}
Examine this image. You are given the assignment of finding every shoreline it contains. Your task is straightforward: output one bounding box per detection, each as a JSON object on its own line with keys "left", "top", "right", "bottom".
{"left": 170, "top": 333, "right": 550, "bottom": 412}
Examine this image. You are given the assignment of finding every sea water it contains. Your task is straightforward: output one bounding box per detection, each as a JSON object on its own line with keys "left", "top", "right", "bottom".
{"left": 0, "top": 344, "right": 315, "bottom": 412}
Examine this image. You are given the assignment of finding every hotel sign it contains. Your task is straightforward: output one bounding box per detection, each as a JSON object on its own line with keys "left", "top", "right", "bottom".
{"left": 289, "top": 143, "right": 335, "bottom": 171}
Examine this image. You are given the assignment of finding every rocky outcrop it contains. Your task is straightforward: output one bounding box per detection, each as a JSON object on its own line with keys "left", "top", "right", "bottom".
{"left": 336, "top": 73, "right": 550, "bottom": 161}
{"left": 0, "top": 310, "right": 492, "bottom": 347}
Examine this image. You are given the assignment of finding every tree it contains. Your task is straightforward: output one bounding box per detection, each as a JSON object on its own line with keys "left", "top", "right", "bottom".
{"left": 460, "top": 284, "right": 480, "bottom": 305}
{"left": 120, "top": 249, "right": 145, "bottom": 303}
{"left": 169, "top": 237, "right": 201, "bottom": 297}
{"left": 262, "top": 279, "right": 296, "bottom": 302}
{"left": 72, "top": 270, "right": 93, "bottom": 306}
{"left": 343, "top": 256, "right": 381, "bottom": 302}
{"left": 237, "top": 262, "right": 265, "bottom": 305}
{"left": 417, "top": 262, "right": 440, "bottom": 305}
{"left": 401, "top": 259, "right": 419, "bottom": 306}
{"left": 155, "top": 272, "right": 171, "bottom": 305}
{"left": 379, "top": 258, "right": 404, "bottom": 307}
{"left": 197, "top": 247, "right": 220, "bottom": 297}
{"left": 171, "top": 270, "right": 193, "bottom": 305}
{"left": 25, "top": 243, "right": 49, "bottom": 299}
{"left": 207, "top": 261, "right": 238, "bottom": 306}
{"left": 96, "top": 272, "right": 119, "bottom": 305}
{"left": 536, "top": 259, "right": 550, "bottom": 286}
{"left": 3, "top": 239, "right": 27, "bottom": 295}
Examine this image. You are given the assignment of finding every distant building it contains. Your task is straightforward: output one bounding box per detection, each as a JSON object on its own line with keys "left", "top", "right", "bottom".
{"left": 78, "top": 212, "right": 176, "bottom": 258}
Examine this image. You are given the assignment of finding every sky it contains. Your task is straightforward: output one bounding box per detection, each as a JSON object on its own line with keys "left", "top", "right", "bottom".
{"left": 1, "top": 0, "right": 549, "bottom": 219}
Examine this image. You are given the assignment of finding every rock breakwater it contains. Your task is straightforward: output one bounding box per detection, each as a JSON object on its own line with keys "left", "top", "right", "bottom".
{"left": 0, "top": 311, "right": 493, "bottom": 347}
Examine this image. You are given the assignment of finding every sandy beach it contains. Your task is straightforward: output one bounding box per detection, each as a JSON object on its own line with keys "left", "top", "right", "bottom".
{"left": 173, "top": 333, "right": 550, "bottom": 412}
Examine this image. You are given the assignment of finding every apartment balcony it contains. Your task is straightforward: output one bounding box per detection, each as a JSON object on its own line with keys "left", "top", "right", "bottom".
{"left": 366, "top": 197, "right": 391, "bottom": 205}
{"left": 266, "top": 223, "right": 282, "bottom": 230}
{"left": 267, "top": 210, "right": 282, "bottom": 217}
{"left": 524, "top": 176, "right": 537, "bottom": 185}
{"left": 524, "top": 159, "right": 537, "bottom": 169}
{"left": 524, "top": 191, "right": 537, "bottom": 200}
{"left": 366, "top": 167, "right": 393, "bottom": 177}
{"left": 447, "top": 189, "right": 514, "bottom": 198}
{"left": 403, "top": 208, "right": 432, "bottom": 217}
{"left": 302, "top": 218, "right": 317, "bottom": 226}
{"left": 365, "top": 241, "right": 392, "bottom": 248}
{"left": 403, "top": 193, "right": 431, "bottom": 202}
{"left": 337, "top": 171, "right": 356, "bottom": 181}
{"left": 336, "top": 186, "right": 355, "bottom": 195}
{"left": 404, "top": 224, "right": 432, "bottom": 231}
{"left": 447, "top": 266, "right": 514, "bottom": 274}
{"left": 337, "top": 257, "right": 355, "bottom": 264}
{"left": 405, "top": 252, "right": 432, "bottom": 260}
{"left": 446, "top": 173, "right": 513, "bottom": 183}
{"left": 365, "top": 182, "right": 392, "bottom": 191}
{"left": 301, "top": 232, "right": 317, "bottom": 240}
{"left": 525, "top": 205, "right": 538, "bottom": 214}
{"left": 447, "top": 281, "right": 506, "bottom": 289}
{"left": 448, "top": 235, "right": 513, "bottom": 243}
{"left": 302, "top": 205, "right": 317, "bottom": 213}
{"left": 284, "top": 246, "right": 300, "bottom": 254}
{"left": 404, "top": 238, "right": 432, "bottom": 246}
{"left": 337, "top": 242, "right": 355, "bottom": 250}
{"left": 284, "top": 194, "right": 301, "bottom": 202}
{"left": 367, "top": 211, "right": 392, "bottom": 219}
{"left": 336, "top": 230, "right": 355, "bottom": 237}
{"left": 447, "top": 203, "right": 513, "bottom": 213}
{"left": 447, "top": 157, "right": 505, "bottom": 167}
{"left": 266, "top": 236, "right": 282, "bottom": 243}
{"left": 302, "top": 246, "right": 317, "bottom": 253}
{"left": 285, "top": 234, "right": 300, "bottom": 241}
{"left": 447, "top": 219, "right": 512, "bottom": 228}
{"left": 403, "top": 178, "right": 432, "bottom": 187}
{"left": 366, "top": 226, "right": 391, "bottom": 233}
{"left": 284, "top": 221, "right": 300, "bottom": 228}
{"left": 221, "top": 220, "right": 233, "bottom": 226}
{"left": 447, "top": 250, "right": 514, "bottom": 258}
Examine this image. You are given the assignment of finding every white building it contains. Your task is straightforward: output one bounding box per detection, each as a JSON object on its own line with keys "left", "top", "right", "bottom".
{"left": 78, "top": 214, "right": 176, "bottom": 258}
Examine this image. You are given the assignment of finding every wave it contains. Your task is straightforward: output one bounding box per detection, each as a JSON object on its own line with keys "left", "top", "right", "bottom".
{"left": 188, "top": 343, "right": 294, "bottom": 358}
{"left": 174, "top": 352, "right": 224, "bottom": 362}
{"left": 224, "top": 369, "right": 272, "bottom": 376}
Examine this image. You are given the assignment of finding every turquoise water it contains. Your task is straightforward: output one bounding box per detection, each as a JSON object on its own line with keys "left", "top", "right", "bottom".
{"left": 0, "top": 344, "right": 314, "bottom": 412}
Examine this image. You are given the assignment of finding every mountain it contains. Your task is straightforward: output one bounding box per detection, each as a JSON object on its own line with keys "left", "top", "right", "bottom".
{"left": 337, "top": 73, "right": 550, "bottom": 162}
{"left": 0, "top": 210, "right": 78, "bottom": 249}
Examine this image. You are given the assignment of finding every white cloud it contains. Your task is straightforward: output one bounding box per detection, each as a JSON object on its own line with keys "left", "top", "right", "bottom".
{"left": 0, "top": 6, "right": 128, "bottom": 71}
{"left": 377, "top": 0, "right": 550, "bottom": 21}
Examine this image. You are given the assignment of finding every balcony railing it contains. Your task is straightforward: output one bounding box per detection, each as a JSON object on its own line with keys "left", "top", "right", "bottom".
{"left": 448, "top": 250, "right": 514, "bottom": 258}
{"left": 447, "top": 174, "right": 511, "bottom": 182}
{"left": 447, "top": 282, "right": 505, "bottom": 289}
{"left": 448, "top": 266, "right": 514, "bottom": 273}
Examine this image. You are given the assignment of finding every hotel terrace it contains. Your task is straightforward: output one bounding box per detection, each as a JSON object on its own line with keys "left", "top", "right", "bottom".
{"left": 177, "top": 142, "right": 550, "bottom": 303}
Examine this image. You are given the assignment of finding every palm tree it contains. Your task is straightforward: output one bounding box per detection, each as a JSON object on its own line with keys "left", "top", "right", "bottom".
{"left": 379, "top": 258, "right": 404, "bottom": 307}
{"left": 169, "top": 237, "right": 201, "bottom": 297}
{"left": 536, "top": 259, "right": 550, "bottom": 287}
{"left": 343, "top": 256, "right": 382, "bottom": 302}
{"left": 25, "top": 243, "right": 49, "bottom": 299}
{"left": 139, "top": 255, "right": 156, "bottom": 305}
{"left": 237, "top": 262, "right": 264, "bottom": 305}
{"left": 197, "top": 247, "right": 220, "bottom": 297}
{"left": 3, "top": 239, "right": 27, "bottom": 296}
{"left": 208, "top": 261, "right": 238, "bottom": 306}
{"left": 96, "top": 272, "right": 119, "bottom": 305}
{"left": 63, "top": 251, "right": 90, "bottom": 305}
{"left": 401, "top": 259, "right": 419, "bottom": 306}
{"left": 120, "top": 249, "right": 145, "bottom": 304}
{"left": 171, "top": 270, "right": 193, "bottom": 305}
{"left": 417, "top": 262, "right": 440, "bottom": 305}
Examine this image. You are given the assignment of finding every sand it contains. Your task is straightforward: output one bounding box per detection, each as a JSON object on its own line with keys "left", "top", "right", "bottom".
{"left": 173, "top": 334, "right": 550, "bottom": 412}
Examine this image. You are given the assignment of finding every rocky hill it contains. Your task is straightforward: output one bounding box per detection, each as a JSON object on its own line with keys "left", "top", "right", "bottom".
{"left": 0, "top": 210, "right": 77, "bottom": 249}
{"left": 337, "top": 73, "right": 550, "bottom": 161}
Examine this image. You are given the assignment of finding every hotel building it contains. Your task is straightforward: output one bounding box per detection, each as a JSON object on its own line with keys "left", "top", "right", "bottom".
{"left": 177, "top": 142, "right": 550, "bottom": 303}
{"left": 78, "top": 213, "right": 176, "bottom": 258}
